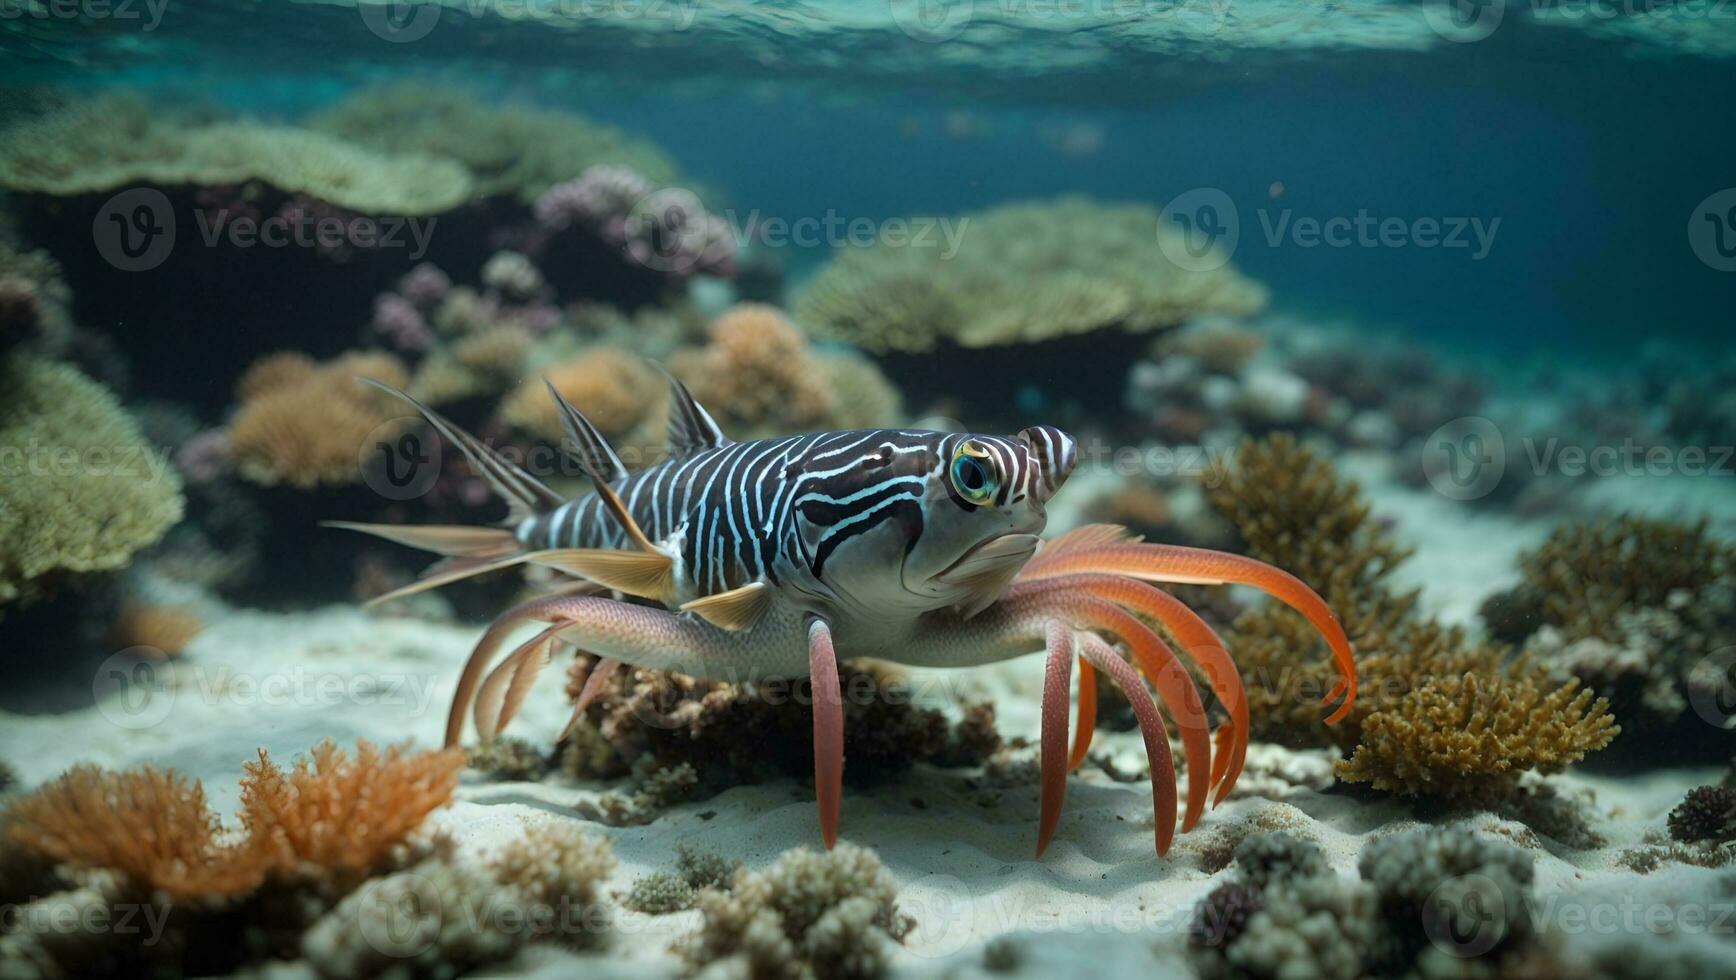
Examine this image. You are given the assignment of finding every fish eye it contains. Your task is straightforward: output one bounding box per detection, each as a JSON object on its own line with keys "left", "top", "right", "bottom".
{"left": 949, "top": 441, "right": 998, "bottom": 506}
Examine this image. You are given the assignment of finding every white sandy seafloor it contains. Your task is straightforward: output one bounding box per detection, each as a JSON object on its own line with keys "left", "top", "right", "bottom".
{"left": 4, "top": 466, "right": 1735, "bottom": 977}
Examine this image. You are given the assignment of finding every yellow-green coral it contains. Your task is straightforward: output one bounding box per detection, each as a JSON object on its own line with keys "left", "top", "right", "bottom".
{"left": 1205, "top": 435, "right": 1619, "bottom": 799}
{"left": 794, "top": 196, "right": 1267, "bottom": 353}
{"left": 0, "top": 94, "right": 473, "bottom": 215}
{"left": 309, "top": 84, "right": 680, "bottom": 203}
{"left": 1338, "top": 672, "right": 1617, "bottom": 800}
{"left": 0, "top": 356, "right": 184, "bottom": 605}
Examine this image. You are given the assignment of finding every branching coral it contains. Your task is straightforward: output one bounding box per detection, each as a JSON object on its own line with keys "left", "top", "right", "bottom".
{"left": 491, "top": 821, "right": 616, "bottom": 947}
{"left": 1666, "top": 785, "right": 1736, "bottom": 844}
{"left": 1204, "top": 435, "right": 1618, "bottom": 801}
{"left": 536, "top": 165, "right": 736, "bottom": 281}
{"left": 1482, "top": 516, "right": 1734, "bottom": 746}
{"left": 227, "top": 350, "right": 410, "bottom": 488}
{"left": 794, "top": 196, "right": 1266, "bottom": 354}
{"left": 682, "top": 843, "right": 908, "bottom": 980}
{"left": 1339, "top": 673, "right": 1617, "bottom": 801}
{"left": 0, "top": 94, "right": 472, "bottom": 214}
{"left": 309, "top": 84, "right": 679, "bottom": 203}
{"left": 0, "top": 356, "right": 184, "bottom": 606}
{"left": 4, "top": 765, "right": 264, "bottom": 900}
{"left": 239, "top": 739, "right": 465, "bottom": 884}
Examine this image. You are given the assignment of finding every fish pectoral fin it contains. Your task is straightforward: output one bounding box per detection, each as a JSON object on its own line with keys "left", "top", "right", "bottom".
{"left": 679, "top": 581, "right": 771, "bottom": 632}
{"left": 532, "top": 548, "right": 675, "bottom": 602}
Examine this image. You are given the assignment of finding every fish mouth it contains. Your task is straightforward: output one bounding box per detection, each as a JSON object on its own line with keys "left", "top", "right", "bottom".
{"left": 931, "top": 533, "right": 1041, "bottom": 586}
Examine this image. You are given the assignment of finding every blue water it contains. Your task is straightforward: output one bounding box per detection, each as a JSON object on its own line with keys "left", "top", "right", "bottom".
{"left": 5, "top": 1, "right": 1734, "bottom": 368}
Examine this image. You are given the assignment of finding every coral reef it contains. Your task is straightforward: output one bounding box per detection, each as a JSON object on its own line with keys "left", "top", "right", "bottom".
{"left": 567, "top": 656, "right": 999, "bottom": 794}
{"left": 1205, "top": 435, "right": 1617, "bottom": 801}
{"left": 500, "top": 344, "right": 663, "bottom": 448}
{"left": 536, "top": 165, "right": 736, "bottom": 281}
{"left": 1666, "top": 785, "right": 1736, "bottom": 844}
{"left": 0, "top": 94, "right": 471, "bottom": 214}
{"left": 623, "top": 845, "right": 740, "bottom": 915}
{"left": 1482, "top": 516, "right": 1735, "bottom": 752}
{"left": 1191, "top": 829, "right": 1546, "bottom": 980}
{"left": 309, "top": 84, "right": 679, "bottom": 203}
{"left": 227, "top": 350, "right": 410, "bottom": 488}
{"left": 795, "top": 196, "right": 1266, "bottom": 354}
{"left": 669, "top": 304, "right": 902, "bottom": 441}
{"left": 681, "top": 843, "right": 908, "bottom": 980}
{"left": 0, "top": 356, "right": 184, "bottom": 607}
{"left": 104, "top": 602, "right": 204, "bottom": 659}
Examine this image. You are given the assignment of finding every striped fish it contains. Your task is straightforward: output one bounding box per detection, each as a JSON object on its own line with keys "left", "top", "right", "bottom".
{"left": 331, "top": 374, "right": 1077, "bottom": 639}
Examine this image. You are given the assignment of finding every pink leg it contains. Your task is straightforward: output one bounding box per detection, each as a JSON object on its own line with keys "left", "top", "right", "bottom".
{"left": 1078, "top": 633, "right": 1178, "bottom": 856}
{"left": 808, "top": 618, "right": 844, "bottom": 849}
{"left": 1036, "top": 621, "right": 1075, "bottom": 857}
{"left": 557, "top": 658, "right": 622, "bottom": 743}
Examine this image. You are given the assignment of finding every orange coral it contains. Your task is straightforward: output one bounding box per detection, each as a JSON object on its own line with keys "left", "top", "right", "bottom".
{"left": 4, "top": 766, "right": 263, "bottom": 900}
{"left": 105, "top": 602, "right": 204, "bottom": 660}
{"left": 500, "top": 345, "right": 661, "bottom": 442}
{"left": 239, "top": 739, "right": 465, "bottom": 879}
{"left": 2, "top": 739, "right": 462, "bottom": 902}
{"left": 228, "top": 350, "right": 410, "bottom": 488}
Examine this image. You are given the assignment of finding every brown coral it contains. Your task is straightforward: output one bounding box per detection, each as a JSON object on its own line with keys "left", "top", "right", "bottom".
{"left": 499, "top": 344, "right": 661, "bottom": 445}
{"left": 104, "top": 602, "right": 205, "bottom": 660}
{"left": 1337, "top": 673, "right": 1618, "bottom": 801}
{"left": 227, "top": 350, "right": 411, "bottom": 488}
{"left": 239, "top": 738, "right": 464, "bottom": 882}
{"left": 5, "top": 766, "right": 262, "bottom": 900}
{"left": 669, "top": 304, "right": 901, "bottom": 440}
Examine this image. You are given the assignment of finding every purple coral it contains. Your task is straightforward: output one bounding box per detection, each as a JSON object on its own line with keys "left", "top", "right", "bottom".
{"left": 370, "top": 293, "right": 434, "bottom": 352}
{"left": 534, "top": 166, "right": 736, "bottom": 280}
{"left": 176, "top": 428, "right": 234, "bottom": 484}
{"left": 398, "top": 262, "right": 452, "bottom": 310}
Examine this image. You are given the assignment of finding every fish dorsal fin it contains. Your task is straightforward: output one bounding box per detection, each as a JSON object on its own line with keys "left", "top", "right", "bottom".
{"left": 662, "top": 371, "right": 733, "bottom": 458}
{"left": 361, "top": 378, "right": 563, "bottom": 525}
{"left": 532, "top": 548, "right": 674, "bottom": 603}
{"left": 680, "top": 581, "right": 770, "bottom": 632}
{"left": 545, "top": 379, "right": 630, "bottom": 485}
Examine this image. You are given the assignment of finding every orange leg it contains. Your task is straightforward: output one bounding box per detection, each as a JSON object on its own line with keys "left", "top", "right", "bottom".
{"left": 1036, "top": 621, "right": 1076, "bottom": 857}
{"left": 1069, "top": 659, "right": 1097, "bottom": 772}
{"left": 1016, "top": 573, "right": 1250, "bottom": 805}
{"left": 1022, "top": 537, "right": 1356, "bottom": 724}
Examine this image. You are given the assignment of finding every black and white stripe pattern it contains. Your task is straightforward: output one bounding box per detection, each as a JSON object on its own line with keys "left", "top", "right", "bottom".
{"left": 516, "top": 427, "right": 1064, "bottom": 602}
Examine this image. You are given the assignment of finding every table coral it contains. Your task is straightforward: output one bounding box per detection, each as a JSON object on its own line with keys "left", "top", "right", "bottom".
{"left": 793, "top": 196, "right": 1266, "bottom": 354}
{"left": 0, "top": 356, "right": 184, "bottom": 607}
{"left": 309, "top": 84, "right": 679, "bottom": 203}
{"left": 0, "top": 94, "right": 472, "bottom": 215}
